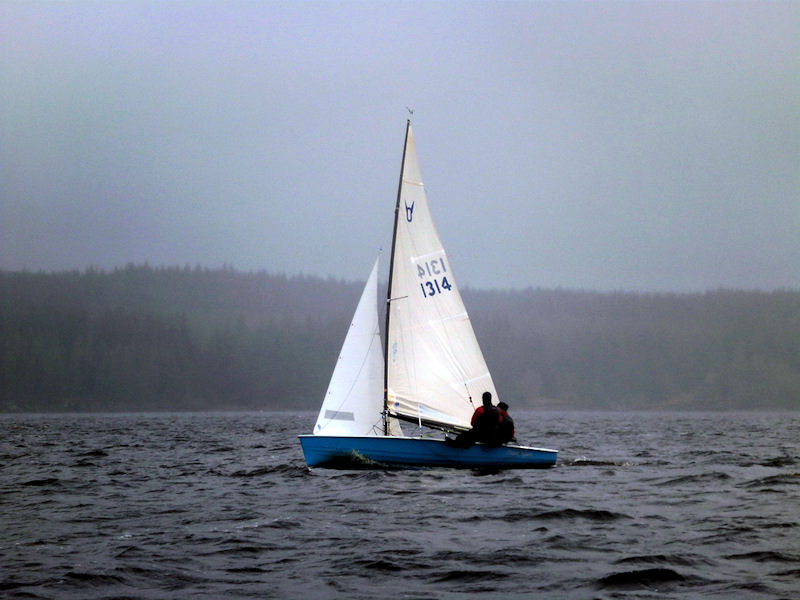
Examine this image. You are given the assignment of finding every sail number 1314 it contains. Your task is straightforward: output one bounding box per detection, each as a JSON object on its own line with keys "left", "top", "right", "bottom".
{"left": 417, "top": 258, "right": 452, "bottom": 298}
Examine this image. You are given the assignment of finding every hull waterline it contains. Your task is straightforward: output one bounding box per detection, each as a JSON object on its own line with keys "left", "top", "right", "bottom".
{"left": 299, "top": 435, "right": 557, "bottom": 469}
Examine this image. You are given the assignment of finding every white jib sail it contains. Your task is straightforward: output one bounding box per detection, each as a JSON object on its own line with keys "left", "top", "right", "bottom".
{"left": 313, "top": 258, "right": 385, "bottom": 436}
{"left": 386, "top": 124, "right": 498, "bottom": 429}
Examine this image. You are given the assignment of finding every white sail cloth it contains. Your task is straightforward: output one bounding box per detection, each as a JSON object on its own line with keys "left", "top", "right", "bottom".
{"left": 313, "top": 259, "right": 386, "bottom": 436}
{"left": 386, "top": 125, "right": 498, "bottom": 429}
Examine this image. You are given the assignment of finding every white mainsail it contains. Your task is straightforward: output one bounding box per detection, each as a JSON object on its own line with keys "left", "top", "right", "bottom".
{"left": 386, "top": 124, "right": 498, "bottom": 429}
{"left": 313, "top": 258, "right": 385, "bottom": 436}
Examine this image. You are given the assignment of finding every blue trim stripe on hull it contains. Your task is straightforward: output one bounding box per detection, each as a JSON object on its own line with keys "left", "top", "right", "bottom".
{"left": 298, "top": 435, "right": 557, "bottom": 469}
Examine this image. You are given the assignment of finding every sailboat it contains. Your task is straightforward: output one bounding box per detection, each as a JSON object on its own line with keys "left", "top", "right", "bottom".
{"left": 298, "top": 122, "right": 557, "bottom": 469}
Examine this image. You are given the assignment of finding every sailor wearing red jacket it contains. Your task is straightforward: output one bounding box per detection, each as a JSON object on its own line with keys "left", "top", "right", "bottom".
{"left": 471, "top": 392, "right": 499, "bottom": 428}
{"left": 446, "top": 391, "right": 502, "bottom": 448}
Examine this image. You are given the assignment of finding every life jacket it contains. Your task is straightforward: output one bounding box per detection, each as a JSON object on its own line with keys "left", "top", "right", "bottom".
{"left": 472, "top": 405, "right": 500, "bottom": 440}
{"left": 470, "top": 406, "right": 484, "bottom": 426}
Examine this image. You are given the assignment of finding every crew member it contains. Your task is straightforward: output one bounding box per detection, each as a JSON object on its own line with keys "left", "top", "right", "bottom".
{"left": 447, "top": 391, "right": 500, "bottom": 448}
{"left": 497, "top": 401, "right": 516, "bottom": 444}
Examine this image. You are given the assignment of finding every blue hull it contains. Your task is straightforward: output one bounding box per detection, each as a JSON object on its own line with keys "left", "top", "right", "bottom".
{"left": 298, "top": 435, "right": 557, "bottom": 469}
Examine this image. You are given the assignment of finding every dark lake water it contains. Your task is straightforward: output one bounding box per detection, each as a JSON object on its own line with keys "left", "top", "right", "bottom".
{"left": 1, "top": 411, "right": 798, "bottom": 599}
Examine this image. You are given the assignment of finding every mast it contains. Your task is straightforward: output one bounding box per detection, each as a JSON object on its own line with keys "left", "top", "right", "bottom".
{"left": 383, "top": 119, "right": 411, "bottom": 435}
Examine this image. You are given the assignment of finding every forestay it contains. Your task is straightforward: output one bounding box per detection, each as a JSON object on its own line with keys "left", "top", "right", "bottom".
{"left": 386, "top": 125, "right": 498, "bottom": 430}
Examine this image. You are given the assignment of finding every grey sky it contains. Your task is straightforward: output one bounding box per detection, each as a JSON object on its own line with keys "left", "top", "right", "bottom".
{"left": 1, "top": 1, "right": 798, "bottom": 291}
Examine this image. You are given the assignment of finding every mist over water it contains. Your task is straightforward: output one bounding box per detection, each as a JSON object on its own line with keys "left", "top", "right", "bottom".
{"left": 1, "top": 411, "right": 798, "bottom": 599}
{"left": 3, "top": 3, "right": 798, "bottom": 291}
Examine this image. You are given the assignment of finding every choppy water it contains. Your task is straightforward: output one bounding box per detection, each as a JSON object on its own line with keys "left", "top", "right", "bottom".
{"left": 1, "top": 411, "right": 798, "bottom": 599}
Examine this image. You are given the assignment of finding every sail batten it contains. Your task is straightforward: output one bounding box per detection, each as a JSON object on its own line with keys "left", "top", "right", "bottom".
{"left": 458, "top": 373, "right": 492, "bottom": 386}
{"left": 411, "top": 251, "right": 445, "bottom": 262}
{"left": 429, "top": 312, "right": 468, "bottom": 324}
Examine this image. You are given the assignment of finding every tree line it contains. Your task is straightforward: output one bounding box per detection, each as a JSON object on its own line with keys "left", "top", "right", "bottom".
{"left": 1, "top": 265, "right": 798, "bottom": 412}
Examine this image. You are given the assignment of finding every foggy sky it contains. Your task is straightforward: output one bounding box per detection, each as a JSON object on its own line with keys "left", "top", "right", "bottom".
{"left": 1, "top": 1, "right": 798, "bottom": 292}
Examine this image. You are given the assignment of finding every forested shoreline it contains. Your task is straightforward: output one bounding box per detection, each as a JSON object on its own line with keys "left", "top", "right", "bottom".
{"left": 1, "top": 265, "right": 798, "bottom": 412}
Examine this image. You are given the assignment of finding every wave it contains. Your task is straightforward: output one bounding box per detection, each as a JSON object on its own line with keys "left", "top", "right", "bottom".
{"left": 263, "top": 518, "right": 302, "bottom": 529}
{"left": 653, "top": 471, "right": 731, "bottom": 487}
{"left": 597, "top": 567, "right": 687, "bottom": 588}
{"left": 203, "top": 544, "right": 273, "bottom": 556}
{"left": 615, "top": 553, "right": 716, "bottom": 567}
{"left": 116, "top": 565, "right": 211, "bottom": 589}
{"left": 352, "top": 559, "right": 405, "bottom": 572}
{"left": 20, "top": 478, "right": 60, "bottom": 487}
{"left": 567, "top": 457, "right": 633, "bottom": 467}
{"left": 759, "top": 455, "right": 797, "bottom": 467}
{"left": 432, "top": 569, "right": 509, "bottom": 583}
{"left": 229, "top": 464, "right": 307, "bottom": 477}
{"left": 724, "top": 550, "right": 800, "bottom": 563}
{"left": 739, "top": 473, "right": 799, "bottom": 489}
{"left": 63, "top": 571, "right": 126, "bottom": 586}
{"left": 76, "top": 448, "right": 108, "bottom": 457}
{"left": 773, "top": 568, "right": 800, "bottom": 578}
{"left": 331, "top": 551, "right": 428, "bottom": 574}
{"left": 505, "top": 508, "right": 630, "bottom": 522}
{"left": 304, "top": 451, "right": 402, "bottom": 471}
{"left": 0, "top": 580, "right": 36, "bottom": 592}
{"left": 226, "top": 566, "right": 268, "bottom": 574}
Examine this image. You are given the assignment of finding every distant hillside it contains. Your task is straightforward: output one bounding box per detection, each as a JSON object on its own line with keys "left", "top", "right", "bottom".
{"left": 1, "top": 265, "right": 798, "bottom": 412}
